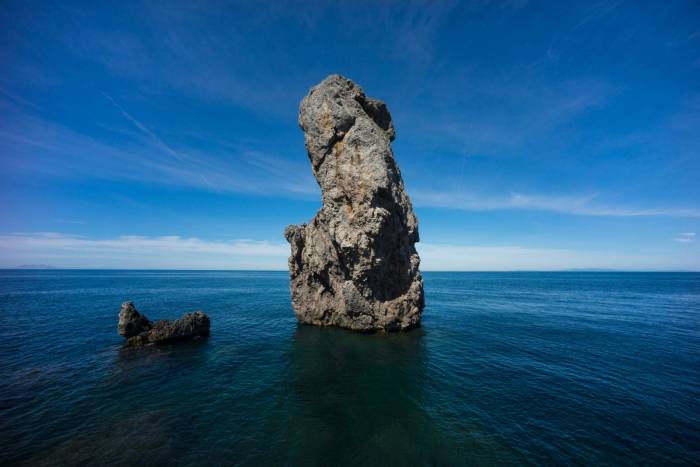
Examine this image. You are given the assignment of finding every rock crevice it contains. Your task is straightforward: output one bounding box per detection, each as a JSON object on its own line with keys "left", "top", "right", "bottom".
{"left": 285, "top": 75, "right": 424, "bottom": 332}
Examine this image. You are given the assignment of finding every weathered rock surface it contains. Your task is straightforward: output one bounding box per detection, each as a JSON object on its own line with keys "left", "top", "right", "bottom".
{"left": 118, "top": 301, "right": 152, "bottom": 338}
{"left": 285, "top": 75, "right": 424, "bottom": 332}
{"left": 117, "top": 301, "right": 210, "bottom": 347}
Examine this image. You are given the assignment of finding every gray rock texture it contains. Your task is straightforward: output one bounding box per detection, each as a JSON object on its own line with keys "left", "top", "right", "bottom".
{"left": 118, "top": 301, "right": 152, "bottom": 338}
{"left": 117, "top": 301, "right": 210, "bottom": 347}
{"left": 285, "top": 75, "right": 424, "bottom": 332}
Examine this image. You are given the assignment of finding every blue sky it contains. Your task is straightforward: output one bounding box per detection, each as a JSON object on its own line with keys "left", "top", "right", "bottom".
{"left": 1, "top": 0, "right": 699, "bottom": 270}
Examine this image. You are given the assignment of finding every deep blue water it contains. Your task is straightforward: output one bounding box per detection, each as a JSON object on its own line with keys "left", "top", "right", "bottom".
{"left": 0, "top": 271, "right": 698, "bottom": 466}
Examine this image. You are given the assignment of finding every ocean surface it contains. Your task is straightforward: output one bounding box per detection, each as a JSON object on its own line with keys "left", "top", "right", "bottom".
{"left": 0, "top": 271, "right": 698, "bottom": 466}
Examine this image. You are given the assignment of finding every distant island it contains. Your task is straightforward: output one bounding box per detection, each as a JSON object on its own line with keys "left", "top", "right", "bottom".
{"left": 12, "top": 265, "right": 56, "bottom": 269}
{"left": 562, "top": 268, "right": 619, "bottom": 272}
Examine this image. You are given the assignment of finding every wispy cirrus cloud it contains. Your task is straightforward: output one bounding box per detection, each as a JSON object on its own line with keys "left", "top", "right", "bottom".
{"left": 400, "top": 74, "right": 617, "bottom": 156}
{"left": 0, "top": 105, "right": 316, "bottom": 196}
{"left": 412, "top": 190, "right": 700, "bottom": 217}
{"left": 101, "top": 93, "right": 183, "bottom": 161}
{"left": 2, "top": 0, "right": 698, "bottom": 232}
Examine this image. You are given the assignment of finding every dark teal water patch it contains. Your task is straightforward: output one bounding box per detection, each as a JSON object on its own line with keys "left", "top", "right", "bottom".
{"left": 0, "top": 271, "right": 698, "bottom": 465}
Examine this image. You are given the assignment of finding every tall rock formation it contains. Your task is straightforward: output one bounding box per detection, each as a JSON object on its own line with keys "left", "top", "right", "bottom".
{"left": 285, "top": 75, "right": 424, "bottom": 332}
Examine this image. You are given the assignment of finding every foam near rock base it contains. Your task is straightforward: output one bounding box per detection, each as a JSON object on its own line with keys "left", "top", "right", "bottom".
{"left": 285, "top": 75, "right": 424, "bottom": 332}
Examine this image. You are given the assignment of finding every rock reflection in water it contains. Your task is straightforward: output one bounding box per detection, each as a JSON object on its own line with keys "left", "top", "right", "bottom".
{"left": 281, "top": 324, "right": 456, "bottom": 466}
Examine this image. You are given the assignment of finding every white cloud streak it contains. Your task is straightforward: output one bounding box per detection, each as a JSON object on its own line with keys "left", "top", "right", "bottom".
{"left": 413, "top": 190, "right": 700, "bottom": 217}
{"left": 1, "top": 233, "right": 697, "bottom": 271}
{"left": 0, "top": 233, "right": 290, "bottom": 270}
{"left": 417, "top": 243, "right": 698, "bottom": 271}
{"left": 674, "top": 232, "right": 696, "bottom": 243}
{"left": 101, "top": 93, "right": 183, "bottom": 161}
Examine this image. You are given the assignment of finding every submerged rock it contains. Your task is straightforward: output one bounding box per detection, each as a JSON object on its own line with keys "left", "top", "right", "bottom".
{"left": 117, "top": 302, "right": 210, "bottom": 347}
{"left": 285, "top": 75, "right": 424, "bottom": 332}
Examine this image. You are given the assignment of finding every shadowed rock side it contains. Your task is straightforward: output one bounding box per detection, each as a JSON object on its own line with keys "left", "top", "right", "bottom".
{"left": 285, "top": 75, "right": 424, "bottom": 332}
{"left": 118, "top": 301, "right": 210, "bottom": 347}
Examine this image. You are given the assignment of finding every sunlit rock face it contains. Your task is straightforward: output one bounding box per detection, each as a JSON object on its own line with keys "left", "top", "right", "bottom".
{"left": 285, "top": 75, "right": 424, "bottom": 332}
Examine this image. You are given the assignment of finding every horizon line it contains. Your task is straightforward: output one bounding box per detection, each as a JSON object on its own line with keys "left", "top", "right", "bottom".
{"left": 3, "top": 267, "right": 700, "bottom": 273}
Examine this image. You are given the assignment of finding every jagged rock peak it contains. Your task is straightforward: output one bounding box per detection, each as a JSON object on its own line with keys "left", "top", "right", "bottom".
{"left": 118, "top": 301, "right": 152, "bottom": 338}
{"left": 285, "top": 75, "right": 424, "bottom": 332}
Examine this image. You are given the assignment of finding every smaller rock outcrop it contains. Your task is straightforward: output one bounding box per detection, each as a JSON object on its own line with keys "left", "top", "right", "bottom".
{"left": 117, "top": 301, "right": 210, "bottom": 347}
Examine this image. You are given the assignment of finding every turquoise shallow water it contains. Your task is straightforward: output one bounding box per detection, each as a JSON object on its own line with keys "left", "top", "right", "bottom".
{"left": 1, "top": 270, "right": 699, "bottom": 465}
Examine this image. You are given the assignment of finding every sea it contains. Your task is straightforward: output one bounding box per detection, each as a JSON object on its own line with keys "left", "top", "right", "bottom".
{"left": 0, "top": 270, "right": 698, "bottom": 466}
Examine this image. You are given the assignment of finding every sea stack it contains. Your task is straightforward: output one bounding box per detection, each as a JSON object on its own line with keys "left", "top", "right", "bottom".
{"left": 285, "top": 75, "right": 424, "bottom": 332}
{"left": 118, "top": 301, "right": 210, "bottom": 347}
